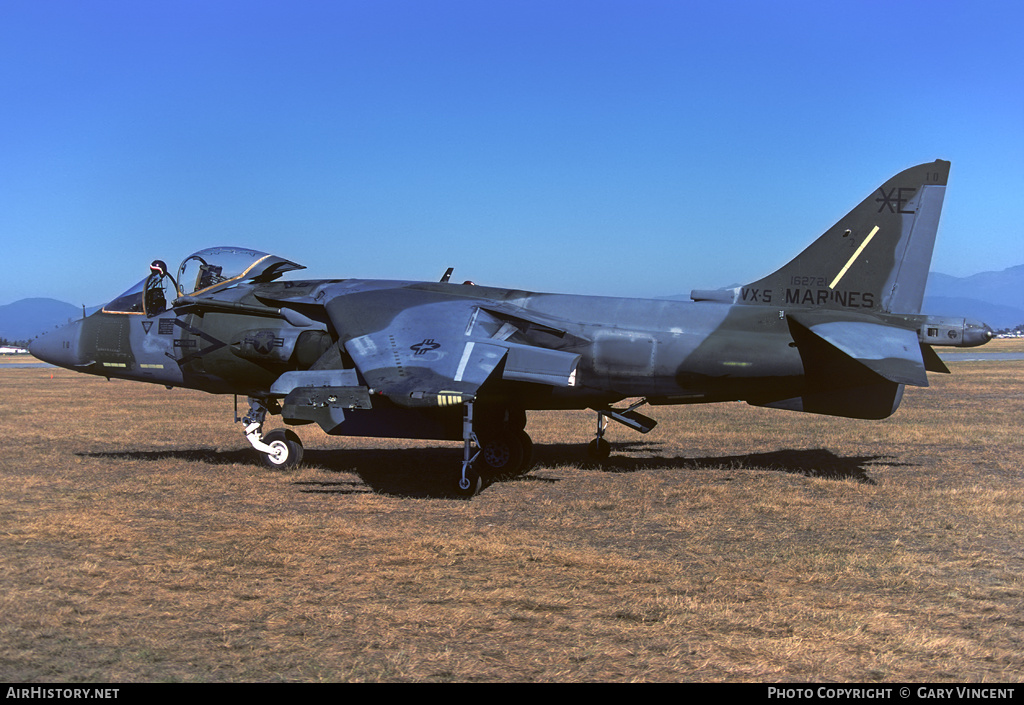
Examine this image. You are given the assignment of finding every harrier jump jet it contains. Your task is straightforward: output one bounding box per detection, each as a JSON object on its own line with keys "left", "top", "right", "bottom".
{"left": 31, "top": 160, "right": 992, "bottom": 495}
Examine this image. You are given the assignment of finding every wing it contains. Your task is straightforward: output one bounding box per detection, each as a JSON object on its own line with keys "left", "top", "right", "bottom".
{"left": 322, "top": 286, "right": 582, "bottom": 409}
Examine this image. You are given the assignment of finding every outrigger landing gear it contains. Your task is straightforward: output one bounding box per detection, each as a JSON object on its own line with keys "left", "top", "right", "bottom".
{"left": 456, "top": 401, "right": 534, "bottom": 497}
{"left": 588, "top": 399, "right": 657, "bottom": 460}
{"left": 588, "top": 413, "right": 612, "bottom": 460}
{"left": 457, "top": 401, "right": 483, "bottom": 498}
{"left": 240, "top": 396, "right": 304, "bottom": 469}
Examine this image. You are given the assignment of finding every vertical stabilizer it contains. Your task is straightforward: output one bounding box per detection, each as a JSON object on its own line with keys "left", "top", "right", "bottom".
{"left": 740, "top": 160, "right": 949, "bottom": 314}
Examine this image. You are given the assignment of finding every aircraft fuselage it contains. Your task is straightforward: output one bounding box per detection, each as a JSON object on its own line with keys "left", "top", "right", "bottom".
{"left": 28, "top": 161, "right": 996, "bottom": 494}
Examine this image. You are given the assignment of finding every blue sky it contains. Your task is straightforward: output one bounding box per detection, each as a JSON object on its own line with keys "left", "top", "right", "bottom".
{"left": 2, "top": 0, "right": 1022, "bottom": 306}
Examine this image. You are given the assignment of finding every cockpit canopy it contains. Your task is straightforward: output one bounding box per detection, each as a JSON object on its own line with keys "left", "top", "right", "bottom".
{"left": 103, "top": 247, "right": 305, "bottom": 315}
{"left": 176, "top": 247, "right": 305, "bottom": 296}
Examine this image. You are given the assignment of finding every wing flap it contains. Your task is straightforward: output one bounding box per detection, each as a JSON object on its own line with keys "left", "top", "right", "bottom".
{"left": 503, "top": 343, "right": 580, "bottom": 387}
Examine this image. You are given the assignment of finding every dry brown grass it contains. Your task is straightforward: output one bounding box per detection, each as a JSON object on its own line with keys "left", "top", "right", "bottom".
{"left": 1, "top": 362, "right": 1022, "bottom": 682}
{"left": 983, "top": 338, "right": 1024, "bottom": 353}
{"left": 0, "top": 354, "right": 35, "bottom": 365}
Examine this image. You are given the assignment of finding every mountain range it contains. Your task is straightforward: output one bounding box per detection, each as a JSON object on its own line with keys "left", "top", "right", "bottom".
{"left": 922, "top": 264, "right": 1024, "bottom": 331}
{"left": 2, "top": 266, "right": 1023, "bottom": 344}
{"left": 0, "top": 299, "right": 97, "bottom": 344}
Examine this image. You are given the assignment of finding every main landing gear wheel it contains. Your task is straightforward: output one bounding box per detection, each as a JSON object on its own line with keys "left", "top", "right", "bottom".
{"left": 477, "top": 429, "right": 533, "bottom": 480}
{"left": 259, "top": 429, "right": 304, "bottom": 469}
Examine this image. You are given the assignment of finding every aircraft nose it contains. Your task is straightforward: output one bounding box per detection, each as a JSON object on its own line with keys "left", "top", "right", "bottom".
{"left": 29, "top": 319, "right": 86, "bottom": 368}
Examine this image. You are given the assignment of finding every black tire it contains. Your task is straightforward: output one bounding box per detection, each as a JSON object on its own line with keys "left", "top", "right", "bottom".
{"left": 477, "top": 429, "right": 525, "bottom": 478}
{"left": 587, "top": 437, "right": 611, "bottom": 460}
{"left": 260, "top": 429, "right": 304, "bottom": 469}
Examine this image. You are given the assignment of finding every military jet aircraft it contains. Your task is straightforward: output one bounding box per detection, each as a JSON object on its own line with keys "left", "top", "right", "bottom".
{"left": 31, "top": 160, "right": 992, "bottom": 495}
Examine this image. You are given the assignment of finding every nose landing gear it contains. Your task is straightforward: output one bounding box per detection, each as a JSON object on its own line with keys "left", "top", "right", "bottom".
{"left": 259, "top": 428, "right": 304, "bottom": 468}
{"left": 240, "top": 396, "right": 304, "bottom": 469}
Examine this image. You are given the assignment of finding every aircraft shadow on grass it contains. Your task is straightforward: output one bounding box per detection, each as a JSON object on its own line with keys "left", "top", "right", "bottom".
{"left": 571, "top": 442, "right": 895, "bottom": 485}
{"left": 78, "top": 447, "right": 255, "bottom": 465}
{"left": 78, "top": 442, "right": 899, "bottom": 497}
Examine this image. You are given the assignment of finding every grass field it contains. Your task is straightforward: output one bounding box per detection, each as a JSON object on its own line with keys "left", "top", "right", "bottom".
{"left": 1, "top": 360, "right": 1022, "bottom": 682}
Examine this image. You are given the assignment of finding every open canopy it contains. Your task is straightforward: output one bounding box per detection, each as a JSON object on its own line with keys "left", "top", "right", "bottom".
{"left": 176, "top": 247, "right": 305, "bottom": 296}
{"left": 103, "top": 247, "right": 306, "bottom": 314}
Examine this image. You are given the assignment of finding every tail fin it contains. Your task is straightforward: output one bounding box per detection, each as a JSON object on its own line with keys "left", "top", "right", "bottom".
{"left": 740, "top": 160, "right": 949, "bottom": 314}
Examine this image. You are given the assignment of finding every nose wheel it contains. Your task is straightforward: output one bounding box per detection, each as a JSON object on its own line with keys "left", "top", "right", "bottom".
{"left": 259, "top": 429, "right": 304, "bottom": 469}
{"left": 241, "top": 396, "right": 304, "bottom": 469}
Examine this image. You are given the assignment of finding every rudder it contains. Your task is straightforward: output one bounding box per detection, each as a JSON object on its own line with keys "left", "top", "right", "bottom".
{"left": 739, "top": 160, "right": 950, "bottom": 315}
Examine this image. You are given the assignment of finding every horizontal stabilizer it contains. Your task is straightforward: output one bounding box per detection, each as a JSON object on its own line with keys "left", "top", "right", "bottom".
{"left": 789, "top": 312, "right": 929, "bottom": 387}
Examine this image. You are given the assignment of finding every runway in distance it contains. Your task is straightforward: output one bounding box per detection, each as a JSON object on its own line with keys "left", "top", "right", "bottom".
{"left": 31, "top": 160, "right": 993, "bottom": 495}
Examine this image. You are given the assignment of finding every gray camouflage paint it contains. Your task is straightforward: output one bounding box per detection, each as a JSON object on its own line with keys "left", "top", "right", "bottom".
{"left": 32, "top": 160, "right": 993, "bottom": 445}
